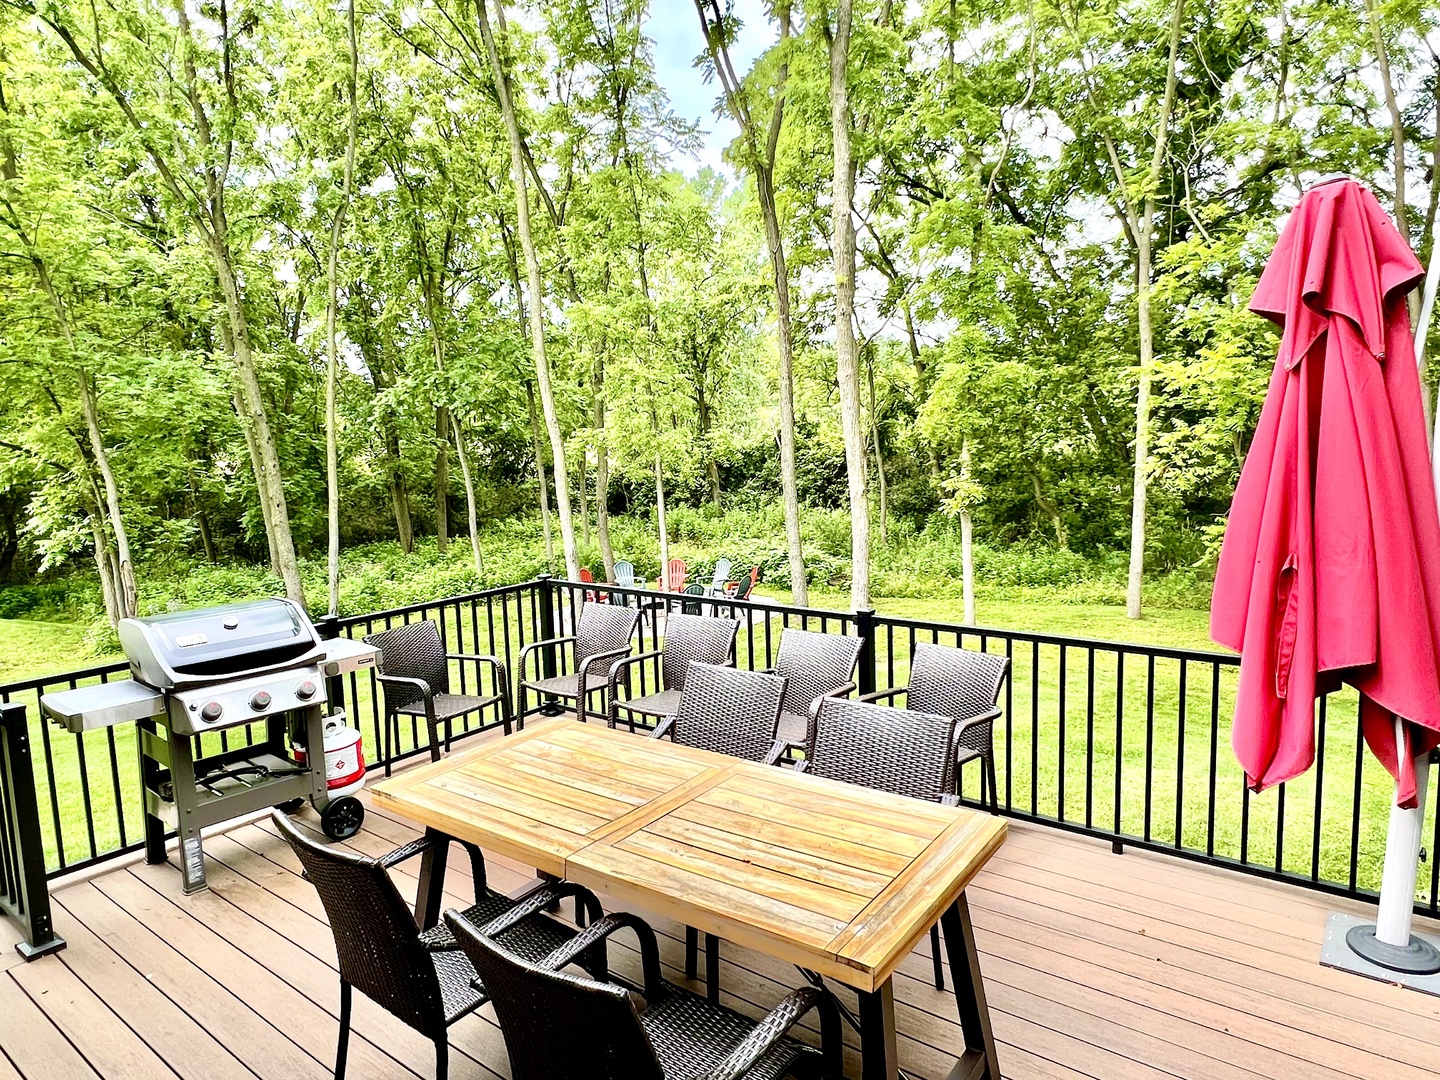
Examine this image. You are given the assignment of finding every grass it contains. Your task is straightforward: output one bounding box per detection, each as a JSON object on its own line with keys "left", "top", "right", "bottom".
{"left": 4, "top": 585, "right": 1429, "bottom": 911}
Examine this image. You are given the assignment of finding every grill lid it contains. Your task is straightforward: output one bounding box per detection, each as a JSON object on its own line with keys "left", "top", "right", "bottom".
{"left": 119, "top": 598, "right": 323, "bottom": 689}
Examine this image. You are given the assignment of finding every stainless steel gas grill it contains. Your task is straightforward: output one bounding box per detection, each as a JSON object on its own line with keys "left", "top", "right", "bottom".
{"left": 42, "top": 599, "right": 377, "bottom": 893}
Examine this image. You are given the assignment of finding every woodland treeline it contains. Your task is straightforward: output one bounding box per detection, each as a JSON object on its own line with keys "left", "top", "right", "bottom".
{"left": 0, "top": 0, "right": 1437, "bottom": 626}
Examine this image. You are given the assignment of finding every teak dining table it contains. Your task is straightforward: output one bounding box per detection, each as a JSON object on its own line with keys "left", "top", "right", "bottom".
{"left": 371, "top": 716, "right": 1008, "bottom": 1080}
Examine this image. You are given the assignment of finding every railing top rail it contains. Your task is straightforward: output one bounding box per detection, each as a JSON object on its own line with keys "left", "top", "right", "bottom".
{"left": 329, "top": 581, "right": 531, "bottom": 629}
{"left": 541, "top": 576, "right": 859, "bottom": 626}
{"left": 0, "top": 660, "right": 132, "bottom": 698}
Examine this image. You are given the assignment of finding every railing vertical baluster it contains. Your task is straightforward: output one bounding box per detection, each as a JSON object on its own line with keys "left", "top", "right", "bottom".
{"left": 1174, "top": 660, "right": 1186, "bottom": 850}
{"left": 1207, "top": 664, "right": 1220, "bottom": 858}
{"left": 855, "top": 609, "right": 876, "bottom": 698}
{"left": 1058, "top": 644, "right": 1067, "bottom": 821}
{"left": 1005, "top": 637, "right": 1014, "bottom": 808}
{"left": 1350, "top": 708, "right": 1365, "bottom": 893}
{"left": 1143, "top": 655, "right": 1155, "bottom": 843}
{"left": 1030, "top": 640, "right": 1040, "bottom": 818}
{"left": 1312, "top": 696, "right": 1327, "bottom": 882}
{"left": 1085, "top": 647, "right": 1095, "bottom": 830}
{"left": 1113, "top": 651, "right": 1124, "bottom": 852}
{"left": 1275, "top": 782, "right": 1286, "bottom": 874}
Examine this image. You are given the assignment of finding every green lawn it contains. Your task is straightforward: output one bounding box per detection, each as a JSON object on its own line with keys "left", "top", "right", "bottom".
{"left": 2, "top": 591, "right": 1426, "bottom": 910}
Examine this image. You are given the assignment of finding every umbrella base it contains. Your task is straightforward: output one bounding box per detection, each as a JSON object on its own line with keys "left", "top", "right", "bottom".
{"left": 1345, "top": 923, "right": 1440, "bottom": 975}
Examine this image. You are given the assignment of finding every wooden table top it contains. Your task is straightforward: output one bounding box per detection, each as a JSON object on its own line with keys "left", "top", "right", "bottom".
{"left": 372, "top": 716, "right": 1006, "bottom": 992}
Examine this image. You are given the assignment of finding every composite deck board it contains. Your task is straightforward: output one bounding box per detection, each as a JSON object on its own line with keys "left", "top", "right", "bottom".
{"left": 3, "top": 741, "right": 1439, "bottom": 1079}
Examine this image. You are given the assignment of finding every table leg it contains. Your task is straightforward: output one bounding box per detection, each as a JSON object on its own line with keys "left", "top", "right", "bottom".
{"left": 413, "top": 828, "right": 449, "bottom": 930}
{"left": 857, "top": 979, "right": 899, "bottom": 1080}
{"left": 940, "top": 894, "right": 1001, "bottom": 1079}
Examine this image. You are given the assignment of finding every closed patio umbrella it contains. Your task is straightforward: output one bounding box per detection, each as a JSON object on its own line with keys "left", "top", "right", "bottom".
{"left": 1211, "top": 176, "right": 1440, "bottom": 972}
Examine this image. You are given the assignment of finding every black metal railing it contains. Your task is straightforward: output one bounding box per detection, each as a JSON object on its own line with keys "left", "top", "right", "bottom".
{"left": 0, "top": 703, "right": 65, "bottom": 958}
{"left": 1, "top": 574, "right": 1433, "bottom": 922}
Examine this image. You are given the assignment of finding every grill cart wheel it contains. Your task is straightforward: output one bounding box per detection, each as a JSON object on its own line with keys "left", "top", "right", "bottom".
{"left": 274, "top": 798, "right": 306, "bottom": 814}
{"left": 321, "top": 795, "right": 365, "bottom": 840}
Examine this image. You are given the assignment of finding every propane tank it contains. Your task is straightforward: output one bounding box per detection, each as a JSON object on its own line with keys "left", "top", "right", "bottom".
{"left": 294, "top": 712, "right": 366, "bottom": 798}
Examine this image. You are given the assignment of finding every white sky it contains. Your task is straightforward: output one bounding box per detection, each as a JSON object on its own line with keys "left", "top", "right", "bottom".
{"left": 643, "top": 1, "right": 771, "bottom": 176}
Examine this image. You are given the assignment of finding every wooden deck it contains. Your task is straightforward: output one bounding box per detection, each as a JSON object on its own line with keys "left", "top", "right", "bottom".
{"left": 5, "top": 783, "right": 1440, "bottom": 1078}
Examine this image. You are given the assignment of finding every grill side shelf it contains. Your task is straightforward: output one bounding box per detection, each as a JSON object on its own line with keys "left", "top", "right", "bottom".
{"left": 41, "top": 682, "right": 164, "bottom": 733}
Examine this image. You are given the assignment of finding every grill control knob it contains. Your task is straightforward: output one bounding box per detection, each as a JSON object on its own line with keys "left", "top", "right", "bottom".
{"left": 295, "top": 680, "right": 317, "bottom": 701}
{"left": 249, "top": 690, "right": 272, "bottom": 712}
{"left": 200, "top": 701, "right": 223, "bottom": 724}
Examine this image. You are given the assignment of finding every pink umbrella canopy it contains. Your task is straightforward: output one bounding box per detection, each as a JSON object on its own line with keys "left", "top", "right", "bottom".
{"left": 1211, "top": 179, "right": 1439, "bottom": 808}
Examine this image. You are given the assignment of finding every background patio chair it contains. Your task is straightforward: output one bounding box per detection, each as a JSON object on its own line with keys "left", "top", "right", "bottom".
{"left": 444, "top": 906, "right": 842, "bottom": 1080}
{"left": 611, "top": 560, "right": 639, "bottom": 594}
{"left": 607, "top": 613, "right": 739, "bottom": 732}
{"left": 679, "top": 582, "right": 706, "bottom": 614}
{"left": 273, "top": 811, "right": 601, "bottom": 1080}
{"left": 706, "top": 558, "right": 732, "bottom": 596}
{"left": 365, "top": 620, "right": 512, "bottom": 772}
{"left": 860, "top": 641, "right": 1010, "bottom": 813}
{"left": 655, "top": 556, "right": 688, "bottom": 592}
{"left": 801, "top": 696, "right": 959, "bottom": 991}
{"left": 726, "top": 565, "right": 760, "bottom": 600}
{"left": 518, "top": 602, "right": 639, "bottom": 722}
{"left": 765, "top": 629, "right": 863, "bottom": 762}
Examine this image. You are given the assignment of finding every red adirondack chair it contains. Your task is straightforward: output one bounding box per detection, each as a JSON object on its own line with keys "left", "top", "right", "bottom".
{"left": 655, "top": 557, "right": 688, "bottom": 593}
{"left": 578, "top": 566, "right": 604, "bottom": 603}
{"left": 725, "top": 566, "right": 760, "bottom": 600}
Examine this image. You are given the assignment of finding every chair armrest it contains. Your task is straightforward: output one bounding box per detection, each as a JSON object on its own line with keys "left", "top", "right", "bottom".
{"left": 538, "top": 912, "right": 664, "bottom": 997}
{"left": 477, "top": 880, "right": 604, "bottom": 939}
{"left": 377, "top": 674, "right": 434, "bottom": 710}
{"left": 764, "top": 739, "right": 788, "bottom": 767}
{"left": 382, "top": 831, "right": 489, "bottom": 904}
{"left": 650, "top": 715, "right": 676, "bottom": 741}
{"left": 578, "top": 645, "right": 632, "bottom": 678}
{"left": 518, "top": 636, "right": 576, "bottom": 679}
{"left": 446, "top": 653, "right": 510, "bottom": 697}
{"left": 954, "top": 705, "right": 1002, "bottom": 734}
{"left": 607, "top": 649, "right": 662, "bottom": 692}
{"left": 858, "top": 686, "right": 905, "bottom": 704}
{"left": 939, "top": 793, "right": 962, "bottom": 807}
{"left": 698, "top": 985, "right": 842, "bottom": 1080}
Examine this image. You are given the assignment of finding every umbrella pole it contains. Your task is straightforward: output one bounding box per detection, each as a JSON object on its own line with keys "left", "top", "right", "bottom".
{"left": 1346, "top": 722, "right": 1440, "bottom": 973}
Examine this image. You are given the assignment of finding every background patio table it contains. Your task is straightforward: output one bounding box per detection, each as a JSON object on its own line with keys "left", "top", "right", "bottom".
{"left": 372, "top": 716, "right": 1007, "bottom": 1079}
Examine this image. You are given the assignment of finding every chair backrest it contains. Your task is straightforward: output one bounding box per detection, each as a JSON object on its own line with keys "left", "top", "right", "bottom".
{"left": 671, "top": 662, "right": 786, "bottom": 762}
{"left": 807, "top": 697, "right": 957, "bottom": 801}
{"left": 679, "top": 583, "right": 705, "bottom": 615}
{"left": 365, "top": 620, "right": 449, "bottom": 706}
{"left": 906, "top": 642, "right": 1010, "bottom": 721}
{"left": 578, "top": 567, "right": 594, "bottom": 584}
{"left": 612, "top": 560, "right": 637, "bottom": 587}
{"left": 708, "top": 558, "right": 732, "bottom": 593}
{"left": 658, "top": 614, "right": 739, "bottom": 689}
{"left": 773, "top": 629, "right": 862, "bottom": 717}
{"left": 661, "top": 557, "right": 688, "bottom": 592}
{"left": 574, "top": 602, "right": 640, "bottom": 666}
{"left": 272, "top": 812, "right": 447, "bottom": 1038}
{"left": 731, "top": 566, "right": 759, "bottom": 600}
{"left": 445, "top": 913, "right": 663, "bottom": 1080}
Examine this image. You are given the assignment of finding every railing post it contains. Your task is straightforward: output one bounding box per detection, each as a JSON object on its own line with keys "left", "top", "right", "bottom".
{"left": 0, "top": 703, "right": 66, "bottom": 960}
{"left": 854, "top": 607, "right": 877, "bottom": 697}
{"left": 536, "top": 575, "right": 558, "bottom": 681}
{"left": 315, "top": 614, "right": 346, "bottom": 716}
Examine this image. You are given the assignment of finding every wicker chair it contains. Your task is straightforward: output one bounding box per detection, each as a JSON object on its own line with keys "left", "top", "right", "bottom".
{"left": 365, "top": 620, "right": 512, "bottom": 773}
{"left": 608, "top": 614, "right": 740, "bottom": 732}
{"left": 444, "top": 907, "right": 843, "bottom": 1080}
{"left": 766, "top": 630, "right": 863, "bottom": 762}
{"left": 707, "top": 558, "right": 733, "bottom": 597}
{"left": 801, "top": 696, "right": 959, "bottom": 992}
{"left": 519, "top": 602, "right": 640, "bottom": 722}
{"left": 860, "top": 641, "right": 1010, "bottom": 813}
{"left": 653, "top": 661, "right": 788, "bottom": 764}
{"left": 272, "top": 811, "right": 603, "bottom": 1080}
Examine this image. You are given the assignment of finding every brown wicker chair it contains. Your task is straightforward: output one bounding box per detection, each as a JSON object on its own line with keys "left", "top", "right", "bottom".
{"left": 765, "top": 629, "right": 863, "bottom": 761}
{"left": 860, "top": 641, "right": 1010, "bottom": 813}
{"left": 518, "top": 602, "right": 640, "bottom": 722}
{"left": 365, "top": 620, "right": 512, "bottom": 773}
{"left": 607, "top": 614, "right": 740, "bottom": 732}
{"left": 272, "top": 811, "right": 603, "bottom": 1080}
{"left": 801, "top": 696, "right": 959, "bottom": 992}
{"left": 444, "top": 906, "right": 843, "bottom": 1080}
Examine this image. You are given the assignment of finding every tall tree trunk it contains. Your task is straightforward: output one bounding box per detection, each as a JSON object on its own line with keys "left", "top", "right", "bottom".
{"left": 476, "top": 0, "right": 580, "bottom": 581}
{"left": 451, "top": 421, "right": 484, "bottom": 577}
{"left": 578, "top": 451, "right": 591, "bottom": 548}
{"left": 196, "top": 506, "right": 218, "bottom": 565}
{"left": 695, "top": 0, "right": 807, "bottom": 603}
{"left": 867, "top": 356, "right": 888, "bottom": 547}
{"left": 323, "top": 0, "right": 359, "bottom": 615}
{"left": 695, "top": 383, "right": 723, "bottom": 510}
{"left": 828, "top": 0, "right": 870, "bottom": 610}
{"left": 89, "top": 512, "right": 119, "bottom": 629}
{"left": 960, "top": 440, "right": 976, "bottom": 625}
{"left": 655, "top": 451, "right": 670, "bottom": 589}
{"left": 387, "top": 424, "right": 414, "bottom": 554}
{"left": 592, "top": 357, "right": 616, "bottom": 580}
{"left": 434, "top": 407, "right": 450, "bottom": 553}
{"left": 1123, "top": 0, "right": 1185, "bottom": 620}
{"left": 233, "top": 384, "right": 281, "bottom": 571}
{"left": 527, "top": 381, "right": 556, "bottom": 569}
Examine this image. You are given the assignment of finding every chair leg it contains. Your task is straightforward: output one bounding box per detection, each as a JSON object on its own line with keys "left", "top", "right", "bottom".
{"left": 335, "top": 981, "right": 352, "bottom": 1080}
{"left": 685, "top": 925, "right": 699, "bottom": 979}
{"left": 985, "top": 752, "right": 999, "bottom": 814}
{"left": 434, "top": 1037, "right": 448, "bottom": 1080}
{"left": 382, "top": 712, "right": 394, "bottom": 777}
{"left": 931, "top": 924, "right": 945, "bottom": 991}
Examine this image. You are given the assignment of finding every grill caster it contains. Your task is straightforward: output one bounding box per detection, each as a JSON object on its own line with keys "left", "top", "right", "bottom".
{"left": 273, "top": 798, "right": 306, "bottom": 815}
{"left": 321, "top": 795, "right": 365, "bottom": 840}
